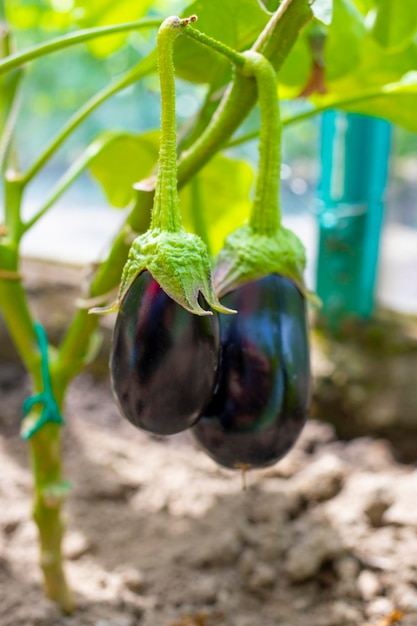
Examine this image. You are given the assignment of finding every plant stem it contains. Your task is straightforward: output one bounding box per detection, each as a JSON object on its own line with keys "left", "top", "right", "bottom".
{"left": 182, "top": 23, "right": 246, "bottom": 67}
{"left": 242, "top": 52, "right": 281, "bottom": 235}
{"left": 0, "top": 18, "right": 161, "bottom": 77}
{"left": 30, "top": 418, "right": 74, "bottom": 614}
{"left": 0, "top": 167, "right": 72, "bottom": 616}
{"left": 151, "top": 16, "right": 183, "bottom": 232}
{"left": 21, "top": 54, "right": 156, "bottom": 184}
{"left": 253, "top": 0, "right": 294, "bottom": 52}
{"left": 0, "top": 252, "right": 72, "bottom": 616}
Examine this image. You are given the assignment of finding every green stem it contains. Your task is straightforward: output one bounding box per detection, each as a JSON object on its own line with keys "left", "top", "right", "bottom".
{"left": 30, "top": 418, "right": 73, "bottom": 615}
{"left": 0, "top": 68, "right": 23, "bottom": 172}
{"left": 0, "top": 18, "right": 161, "bottom": 77}
{"left": 151, "top": 16, "right": 183, "bottom": 232}
{"left": 0, "top": 253, "right": 72, "bottom": 614}
{"left": 182, "top": 23, "right": 246, "bottom": 67}
{"left": 253, "top": 0, "right": 294, "bottom": 52}
{"left": 242, "top": 51, "right": 281, "bottom": 235}
{"left": 21, "top": 54, "right": 155, "bottom": 185}
{"left": 0, "top": 168, "right": 72, "bottom": 615}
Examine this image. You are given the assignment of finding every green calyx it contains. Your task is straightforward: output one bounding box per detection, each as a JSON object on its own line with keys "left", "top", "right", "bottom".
{"left": 214, "top": 224, "right": 306, "bottom": 297}
{"left": 118, "top": 228, "right": 235, "bottom": 316}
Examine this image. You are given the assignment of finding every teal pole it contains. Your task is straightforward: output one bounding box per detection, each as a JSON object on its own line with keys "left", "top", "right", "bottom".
{"left": 316, "top": 111, "right": 391, "bottom": 330}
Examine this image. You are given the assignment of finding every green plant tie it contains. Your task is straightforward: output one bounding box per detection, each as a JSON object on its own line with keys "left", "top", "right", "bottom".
{"left": 21, "top": 323, "right": 64, "bottom": 439}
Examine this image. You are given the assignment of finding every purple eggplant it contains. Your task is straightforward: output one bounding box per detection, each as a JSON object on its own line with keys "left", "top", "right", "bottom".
{"left": 192, "top": 274, "right": 310, "bottom": 469}
{"left": 110, "top": 271, "right": 219, "bottom": 435}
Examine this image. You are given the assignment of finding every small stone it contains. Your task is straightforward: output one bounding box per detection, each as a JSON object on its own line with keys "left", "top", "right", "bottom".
{"left": 329, "top": 600, "right": 363, "bottom": 626}
{"left": 119, "top": 567, "right": 146, "bottom": 593}
{"left": 189, "top": 530, "right": 242, "bottom": 568}
{"left": 357, "top": 570, "right": 381, "bottom": 601}
{"left": 247, "top": 563, "right": 276, "bottom": 591}
{"left": 393, "top": 584, "right": 417, "bottom": 612}
{"left": 334, "top": 557, "right": 361, "bottom": 599}
{"left": 384, "top": 471, "right": 417, "bottom": 527}
{"left": 364, "top": 488, "right": 393, "bottom": 527}
{"left": 365, "top": 596, "right": 395, "bottom": 618}
{"left": 64, "top": 531, "right": 92, "bottom": 560}
{"left": 294, "top": 453, "right": 346, "bottom": 502}
{"left": 190, "top": 576, "right": 218, "bottom": 605}
{"left": 285, "top": 522, "right": 344, "bottom": 583}
{"left": 238, "top": 549, "right": 257, "bottom": 577}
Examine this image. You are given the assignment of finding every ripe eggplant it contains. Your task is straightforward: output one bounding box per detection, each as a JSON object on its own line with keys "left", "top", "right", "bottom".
{"left": 110, "top": 271, "right": 219, "bottom": 435}
{"left": 192, "top": 274, "right": 310, "bottom": 469}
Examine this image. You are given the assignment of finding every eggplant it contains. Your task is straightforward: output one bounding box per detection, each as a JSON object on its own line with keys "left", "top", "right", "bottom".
{"left": 110, "top": 271, "right": 219, "bottom": 435}
{"left": 191, "top": 274, "right": 310, "bottom": 469}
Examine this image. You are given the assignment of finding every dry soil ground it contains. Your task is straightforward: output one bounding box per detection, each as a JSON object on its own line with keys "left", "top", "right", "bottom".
{"left": 1, "top": 365, "right": 417, "bottom": 626}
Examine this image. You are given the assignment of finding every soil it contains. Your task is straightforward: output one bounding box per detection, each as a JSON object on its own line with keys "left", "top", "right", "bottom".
{"left": 1, "top": 364, "right": 417, "bottom": 626}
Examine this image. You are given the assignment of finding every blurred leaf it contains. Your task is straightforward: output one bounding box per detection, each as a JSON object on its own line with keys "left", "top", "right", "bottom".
{"left": 312, "top": 72, "right": 417, "bottom": 132}
{"left": 73, "top": 0, "right": 155, "bottom": 57}
{"left": 278, "top": 34, "right": 310, "bottom": 94}
{"left": 180, "top": 154, "right": 253, "bottom": 255}
{"left": 174, "top": 0, "right": 270, "bottom": 83}
{"left": 371, "top": 0, "right": 417, "bottom": 53}
{"left": 325, "top": 0, "right": 366, "bottom": 81}
{"left": 311, "top": 0, "right": 333, "bottom": 25}
{"left": 88, "top": 130, "right": 159, "bottom": 207}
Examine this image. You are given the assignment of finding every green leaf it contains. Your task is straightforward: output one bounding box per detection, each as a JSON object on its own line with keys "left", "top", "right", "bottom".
{"left": 179, "top": 153, "right": 253, "bottom": 255}
{"left": 325, "top": 0, "right": 366, "bottom": 81}
{"left": 174, "top": 0, "right": 270, "bottom": 83}
{"left": 278, "top": 33, "right": 311, "bottom": 94}
{"left": 73, "top": 0, "right": 155, "bottom": 57}
{"left": 88, "top": 131, "right": 159, "bottom": 208}
{"left": 371, "top": 0, "right": 417, "bottom": 53}
{"left": 311, "top": 72, "right": 417, "bottom": 133}
{"left": 311, "top": 0, "right": 333, "bottom": 25}
{"left": 343, "top": 72, "right": 417, "bottom": 132}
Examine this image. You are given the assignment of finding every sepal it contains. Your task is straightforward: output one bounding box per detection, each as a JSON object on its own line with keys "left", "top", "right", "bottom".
{"left": 214, "top": 224, "right": 307, "bottom": 297}
{"left": 117, "top": 229, "right": 235, "bottom": 316}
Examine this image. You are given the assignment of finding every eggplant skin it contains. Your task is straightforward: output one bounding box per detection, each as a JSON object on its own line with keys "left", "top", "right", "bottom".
{"left": 110, "top": 271, "right": 219, "bottom": 435}
{"left": 192, "top": 274, "right": 311, "bottom": 469}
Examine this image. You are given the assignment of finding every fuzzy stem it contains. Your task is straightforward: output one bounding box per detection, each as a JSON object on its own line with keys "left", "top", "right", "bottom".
{"left": 182, "top": 23, "right": 246, "bottom": 67}
{"left": 151, "top": 16, "right": 183, "bottom": 232}
{"left": 242, "top": 52, "right": 281, "bottom": 235}
{"left": 0, "top": 18, "right": 161, "bottom": 77}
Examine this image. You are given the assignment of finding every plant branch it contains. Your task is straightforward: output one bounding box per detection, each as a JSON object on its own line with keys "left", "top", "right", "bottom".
{"left": 253, "top": 0, "right": 295, "bottom": 52}
{"left": 0, "top": 18, "right": 161, "bottom": 77}
{"left": 182, "top": 21, "right": 246, "bottom": 67}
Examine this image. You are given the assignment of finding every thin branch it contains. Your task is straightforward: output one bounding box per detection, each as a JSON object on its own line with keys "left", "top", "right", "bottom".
{"left": 0, "top": 18, "right": 161, "bottom": 76}
{"left": 253, "top": 0, "right": 295, "bottom": 52}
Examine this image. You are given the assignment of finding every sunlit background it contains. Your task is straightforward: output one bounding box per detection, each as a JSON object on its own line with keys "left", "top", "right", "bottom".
{"left": 3, "top": 0, "right": 417, "bottom": 311}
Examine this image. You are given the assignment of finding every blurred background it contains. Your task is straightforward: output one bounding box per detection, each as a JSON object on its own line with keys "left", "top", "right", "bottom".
{"left": 3, "top": 0, "right": 417, "bottom": 316}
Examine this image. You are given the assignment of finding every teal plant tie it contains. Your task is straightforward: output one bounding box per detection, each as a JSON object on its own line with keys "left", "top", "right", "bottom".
{"left": 21, "top": 323, "right": 64, "bottom": 440}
